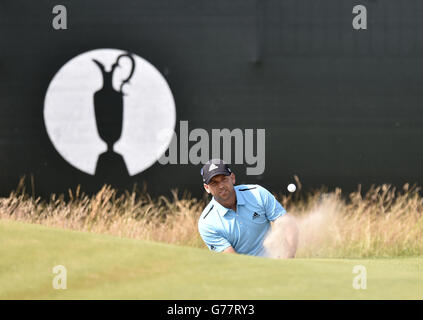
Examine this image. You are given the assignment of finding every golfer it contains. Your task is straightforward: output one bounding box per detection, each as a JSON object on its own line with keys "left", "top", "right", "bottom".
{"left": 198, "top": 159, "right": 299, "bottom": 258}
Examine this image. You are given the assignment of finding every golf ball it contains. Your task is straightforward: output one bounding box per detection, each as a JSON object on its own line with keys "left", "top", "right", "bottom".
{"left": 287, "top": 183, "right": 296, "bottom": 192}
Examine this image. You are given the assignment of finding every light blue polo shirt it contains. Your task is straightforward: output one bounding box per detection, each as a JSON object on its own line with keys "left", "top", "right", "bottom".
{"left": 198, "top": 184, "right": 286, "bottom": 257}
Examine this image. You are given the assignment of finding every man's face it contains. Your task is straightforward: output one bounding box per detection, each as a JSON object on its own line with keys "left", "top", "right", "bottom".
{"left": 204, "top": 173, "right": 236, "bottom": 202}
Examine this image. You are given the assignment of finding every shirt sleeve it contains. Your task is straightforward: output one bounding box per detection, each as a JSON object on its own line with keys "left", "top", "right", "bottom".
{"left": 198, "top": 223, "right": 232, "bottom": 252}
{"left": 258, "top": 185, "right": 287, "bottom": 221}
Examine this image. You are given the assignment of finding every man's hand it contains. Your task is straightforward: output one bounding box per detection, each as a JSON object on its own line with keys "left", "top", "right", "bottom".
{"left": 276, "top": 214, "right": 299, "bottom": 258}
{"left": 265, "top": 214, "right": 299, "bottom": 259}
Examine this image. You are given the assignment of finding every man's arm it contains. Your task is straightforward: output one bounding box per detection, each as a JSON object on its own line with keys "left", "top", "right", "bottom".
{"left": 272, "top": 214, "right": 299, "bottom": 258}
{"left": 198, "top": 222, "right": 235, "bottom": 253}
{"left": 257, "top": 185, "right": 299, "bottom": 258}
{"left": 223, "top": 246, "right": 237, "bottom": 254}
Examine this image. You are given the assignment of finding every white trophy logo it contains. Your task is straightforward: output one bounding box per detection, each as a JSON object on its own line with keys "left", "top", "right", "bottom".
{"left": 44, "top": 48, "right": 176, "bottom": 176}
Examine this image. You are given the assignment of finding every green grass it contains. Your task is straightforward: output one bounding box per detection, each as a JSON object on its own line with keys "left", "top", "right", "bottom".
{"left": 1, "top": 219, "right": 422, "bottom": 299}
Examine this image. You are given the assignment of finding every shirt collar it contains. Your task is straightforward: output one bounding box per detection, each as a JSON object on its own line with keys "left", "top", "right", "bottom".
{"left": 211, "top": 186, "right": 245, "bottom": 216}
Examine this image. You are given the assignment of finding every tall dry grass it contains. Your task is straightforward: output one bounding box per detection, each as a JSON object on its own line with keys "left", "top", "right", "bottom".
{"left": 0, "top": 179, "right": 206, "bottom": 248}
{"left": 1, "top": 178, "right": 422, "bottom": 258}
{"left": 272, "top": 183, "right": 423, "bottom": 258}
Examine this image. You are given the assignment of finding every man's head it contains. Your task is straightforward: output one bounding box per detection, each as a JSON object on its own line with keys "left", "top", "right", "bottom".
{"left": 201, "top": 159, "right": 236, "bottom": 203}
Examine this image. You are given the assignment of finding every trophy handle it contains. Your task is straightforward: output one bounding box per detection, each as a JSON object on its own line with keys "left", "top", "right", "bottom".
{"left": 111, "top": 53, "right": 136, "bottom": 94}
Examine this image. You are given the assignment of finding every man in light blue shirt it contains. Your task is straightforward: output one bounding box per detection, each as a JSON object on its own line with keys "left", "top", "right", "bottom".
{"left": 198, "top": 159, "right": 299, "bottom": 258}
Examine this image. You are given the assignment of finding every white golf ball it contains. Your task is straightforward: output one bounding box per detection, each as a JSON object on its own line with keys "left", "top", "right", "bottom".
{"left": 287, "top": 183, "right": 296, "bottom": 193}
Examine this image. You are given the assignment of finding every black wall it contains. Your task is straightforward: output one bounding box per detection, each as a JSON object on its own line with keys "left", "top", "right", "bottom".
{"left": 1, "top": 0, "right": 422, "bottom": 198}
